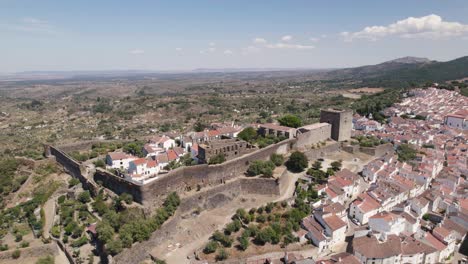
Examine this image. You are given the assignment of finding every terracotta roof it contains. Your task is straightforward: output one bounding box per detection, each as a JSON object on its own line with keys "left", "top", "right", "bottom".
{"left": 156, "top": 153, "right": 169, "bottom": 163}
{"left": 108, "top": 152, "right": 131, "bottom": 160}
{"left": 167, "top": 149, "right": 178, "bottom": 161}
{"left": 424, "top": 232, "right": 447, "bottom": 251}
{"left": 400, "top": 235, "right": 437, "bottom": 255}
{"left": 323, "top": 214, "right": 347, "bottom": 231}
{"left": 302, "top": 216, "right": 326, "bottom": 242}
{"left": 353, "top": 234, "right": 402, "bottom": 259}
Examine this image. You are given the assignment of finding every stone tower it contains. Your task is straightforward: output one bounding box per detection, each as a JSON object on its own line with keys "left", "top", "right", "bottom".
{"left": 320, "top": 108, "right": 353, "bottom": 141}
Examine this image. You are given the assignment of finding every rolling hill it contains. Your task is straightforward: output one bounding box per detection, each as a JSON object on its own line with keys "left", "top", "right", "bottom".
{"left": 326, "top": 56, "right": 468, "bottom": 88}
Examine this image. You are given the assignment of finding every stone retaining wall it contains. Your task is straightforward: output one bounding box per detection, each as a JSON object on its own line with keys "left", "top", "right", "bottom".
{"left": 360, "top": 143, "right": 394, "bottom": 157}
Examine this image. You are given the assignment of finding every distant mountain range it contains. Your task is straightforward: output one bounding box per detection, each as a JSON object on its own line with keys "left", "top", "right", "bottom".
{"left": 1, "top": 56, "right": 467, "bottom": 88}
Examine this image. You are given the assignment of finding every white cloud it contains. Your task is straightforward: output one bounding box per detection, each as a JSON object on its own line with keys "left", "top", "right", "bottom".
{"left": 342, "top": 14, "right": 468, "bottom": 41}
{"left": 129, "top": 49, "right": 145, "bottom": 55}
{"left": 209, "top": 42, "right": 216, "bottom": 46}
{"left": 266, "top": 43, "right": 314, "bottom": 50}
{"left": 223, "top": 49, "right": 233, "bottom": 55}
{"left": 1, "top": 17, "right": 56, "bottom": 34}
{"left": 309, "top": 37, "right": 320, "bottom": 42}
{"left": 281, "top": 35, "right": 293, "bottom": 41}
{"left": 253, "top": 37, "right": 267, "bottom": 44}
{"left": 175, "top": 47, "right": 183, "bottom": 51}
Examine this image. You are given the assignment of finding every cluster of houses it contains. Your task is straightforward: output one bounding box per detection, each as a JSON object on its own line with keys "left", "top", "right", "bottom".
{"left": 105, "top": 123, "right": 243, "bottom": 183}
{"left": 293, "top": 88, "right": 467, "bottom": 263}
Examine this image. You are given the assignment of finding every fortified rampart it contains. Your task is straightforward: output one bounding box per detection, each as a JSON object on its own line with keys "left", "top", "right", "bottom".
{"left": 45, "top": 145, "right": 98, "bottom": 196}
{"left": 93, "top": 138, "right": 293, "bottom": 205}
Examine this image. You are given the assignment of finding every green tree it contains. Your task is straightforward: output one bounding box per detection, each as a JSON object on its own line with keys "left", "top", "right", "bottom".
{"left": 106, "top": 239, "right": 123, "bottom": 255}
{"left": 122, "top": 141, "right": 144, "bottom": 157}
{"left": 68, "top": 178, "right": 80, "bottom": 188}
{"left": 78, "top": 191, "right": 91, "bottom": 203}
{"left": 285, "top": 151, "right": 308, "bottom": 173}
{"left": 311, "top": 160, "right": 322, "bottom": 170}
{"left": 330, "top": 160, "right": 342, "bottom": 171}
{"left": 278, "top": 114, "right": 302, "bottom": 128}
{"left": 397, "top": 144, "right": 417, "bottom": 162}
{"left": 96, "top": 221, "right": 114, "bottom": 244}
{"left": 238, "top": 127, "right": 257, "bottom": 142}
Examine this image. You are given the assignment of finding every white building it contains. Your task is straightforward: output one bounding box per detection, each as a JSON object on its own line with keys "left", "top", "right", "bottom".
{"left": 444, "top": 110, "right": 468, "bottom": 130}
{"left": 106, "top": 152, "right": 137, "bottom": 170}
{"left": 127, "top": 158, "right": 159, "bottom": 180}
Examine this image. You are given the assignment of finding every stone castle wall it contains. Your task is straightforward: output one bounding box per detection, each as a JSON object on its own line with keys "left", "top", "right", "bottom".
{"left": 296, "top": 124, "right": 332, "bottom": 148}
{"left": 92, "top": 138, "right": 293, "bottom": 204}
{"left": 360, "top": 143, "right": 394, "bottom": 157}
{"left": 46, "top": 145, "right": 98, "bottom": 196}
{"left": 303, "top": 141, "right": 341, "bottom": 160}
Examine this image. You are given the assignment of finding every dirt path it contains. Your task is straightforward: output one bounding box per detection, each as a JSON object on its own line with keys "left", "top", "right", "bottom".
{"left": 42, "top": 197, "right": 56, "bottom": 239}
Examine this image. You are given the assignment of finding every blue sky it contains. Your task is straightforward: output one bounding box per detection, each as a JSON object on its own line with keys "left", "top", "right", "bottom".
{"left": 1, "top": 0, "right": 468, "bottom": 72}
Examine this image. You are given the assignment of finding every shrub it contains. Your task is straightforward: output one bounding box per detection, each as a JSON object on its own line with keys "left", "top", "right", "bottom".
{"left": 285, "top": 151, "right": 308, "bottom": 173}
{"left": 246, "top": 160, "right": 275, "bottom": 177}
{"left": 15, "top": 234, "right": 22, "bottom": 242}
{"left": 20, "top": 241, "right": 30, "bottom": 248}
{"left": 36, "top": 255, "right": 55, "bottom": 264}
{"left": 71, "top": 236, "right": 88, "bottom": 247}
{"left": 93, "top": 159, "right": 105, "bottom": 168}
{"left": 12, "top": 249, "right": 21, "bottom": 259}
{"left": 216, "top": 248, "right": 229, "bottom": 261}
{"left": 270, "top": 153, "right": 284, "bottom": 166}
{"left": 51, "top": 225, "right": 61, "bottom": 238}
{"left": 239, "top": 236, "right": 249, "bottom": 251}
{"left": 119, "top": 193, "right": 133, "bottom": 204}
{"left": 203, "top": 241, "right": 218, "bottom": 254}
{"left": 208, "top": 154, "right": 226, "bottom": 165}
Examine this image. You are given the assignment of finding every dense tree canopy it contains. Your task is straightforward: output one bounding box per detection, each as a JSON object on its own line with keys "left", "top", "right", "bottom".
{"left": 285, "top": 151, "right": 308, "bottom": 173}
{"left": 278, "top": 114, "right": 302, "bottom": 128}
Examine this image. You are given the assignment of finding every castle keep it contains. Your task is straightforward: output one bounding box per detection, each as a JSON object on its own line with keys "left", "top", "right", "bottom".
{"left": 320, "top": 108, "right": 353, "bottom": 141}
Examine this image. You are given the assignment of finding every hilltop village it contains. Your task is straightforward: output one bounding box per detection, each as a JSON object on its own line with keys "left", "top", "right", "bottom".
{"left": 38, "top": 87, "right": 468, "bottom": 264}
